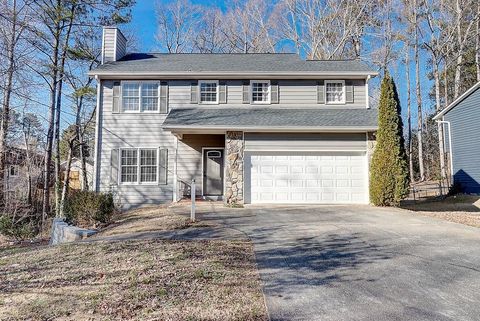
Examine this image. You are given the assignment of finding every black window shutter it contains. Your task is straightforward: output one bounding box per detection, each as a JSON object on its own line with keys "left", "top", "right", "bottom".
{"left": 190, "top": 81, "right": 198, "bottom": 103}
{"left": 345, "top": 80, "right": 354, "bottom": 103}
{"left": 160, "top": 81, "right": 168, "bottom": 113}
{"left": 242, "top": 81, "right": 250, "bottom": 104}
{"left": 112, "top": 81, "right": 121, "bottom": 113}
{"left": 317, "top": 80, "right": 325, "bottom": 104}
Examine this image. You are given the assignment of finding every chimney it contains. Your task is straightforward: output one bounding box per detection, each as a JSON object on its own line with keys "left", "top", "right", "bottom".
{"left": 101, "top": 26, "right": 127, "bottom": 64}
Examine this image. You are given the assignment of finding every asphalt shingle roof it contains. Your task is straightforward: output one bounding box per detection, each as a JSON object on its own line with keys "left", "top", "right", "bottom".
{"left": 162, "top": 108, "right": 378, "bottom": 129}
{"left": 91, "top": 53, "right": 376, "bottom": 75}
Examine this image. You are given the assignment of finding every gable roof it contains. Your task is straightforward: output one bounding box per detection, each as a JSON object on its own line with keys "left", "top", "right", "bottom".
{"left": 433, "top": 81, "right": 480, "bottom": 120}
{"left": 162, "top": 108, "right": 378, "bottom": 131}
{"left": 89, "top": 53, "right": 378, "bottom": 78}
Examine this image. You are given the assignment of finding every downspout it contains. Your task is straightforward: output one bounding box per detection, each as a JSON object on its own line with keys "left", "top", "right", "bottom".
{"left": 366, "top": 75, "right": 371, "bottom": 109}
{"left": 436, "top": 120, "right": 454, "bottom": 183}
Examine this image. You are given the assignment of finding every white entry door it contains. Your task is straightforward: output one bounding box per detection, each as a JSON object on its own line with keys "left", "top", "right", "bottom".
{"left": 245, "top": 152, "right": 368, "bottom": 204}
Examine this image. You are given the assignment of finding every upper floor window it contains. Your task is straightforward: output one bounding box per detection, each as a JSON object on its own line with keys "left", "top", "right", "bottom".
{"left": 122, "top": 81, "right": 159, "bottom": 112}
{"left": 325, "top": 80, "right": 345, "bottom": 104}
{"left": 251, "top": 80, "right": 270, "bottom": 104}
{"left": 199, "top": 80, "right": 218, "bottom": 104}
{"left": 120, "top": 148, "right": 158, "bottom": 184}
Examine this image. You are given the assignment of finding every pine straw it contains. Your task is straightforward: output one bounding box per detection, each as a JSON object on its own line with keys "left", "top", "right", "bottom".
{"left": 0, "top": 239, "right": 267, "bottom": 321}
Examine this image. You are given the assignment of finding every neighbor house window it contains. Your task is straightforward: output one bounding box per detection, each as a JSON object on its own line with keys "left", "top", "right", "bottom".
{"left": 199, "top": 80, "right": 219, "bottom": 104}
{"left": 9, "top": 165, "right": 18, "bottom": 177}
{"left": 325, "top": 80, "right": 345, "bottom": 104}
{"left": 120, "top": 148, "right": 157, "bottom": 184}
{"left": 251, "top": 80, "right": 270, "bottom": 103}
{"left": 122, "top": 81, "right": 159, "bottom": 112}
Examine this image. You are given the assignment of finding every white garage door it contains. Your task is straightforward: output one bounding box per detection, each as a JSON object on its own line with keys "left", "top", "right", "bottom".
{"left": 245, "top": 152, "right": 368, "bottom": 204}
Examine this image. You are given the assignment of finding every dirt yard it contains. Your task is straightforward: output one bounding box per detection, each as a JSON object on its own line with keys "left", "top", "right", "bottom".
{"left": 402, "top": 195, "right": 480, "bottom": 228}
{"left": 0, "top": 206, "right": 267, "bottom": 321}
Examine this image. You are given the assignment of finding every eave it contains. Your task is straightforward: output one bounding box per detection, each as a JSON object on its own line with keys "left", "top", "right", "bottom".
{"left": 88, "top": 71, "right": 379, "bottom": 79}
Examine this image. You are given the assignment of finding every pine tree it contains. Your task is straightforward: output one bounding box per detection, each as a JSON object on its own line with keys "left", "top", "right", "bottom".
{"left": 369, "top": 73, "right": 410, "bottom": 206}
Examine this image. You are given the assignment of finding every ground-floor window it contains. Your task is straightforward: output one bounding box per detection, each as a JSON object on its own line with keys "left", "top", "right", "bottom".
{"left": 120, "top": 148, "right": 158, "bottom": 184}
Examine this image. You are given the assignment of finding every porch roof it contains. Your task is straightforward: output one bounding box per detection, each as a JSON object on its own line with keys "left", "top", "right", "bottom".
{"left": 162, "top": 108, "right": 378, "bottom": 133}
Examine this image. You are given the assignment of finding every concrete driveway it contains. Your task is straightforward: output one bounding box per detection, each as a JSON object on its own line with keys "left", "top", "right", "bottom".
{"left": 189, "top": 203, "right": 480, "bottom": 321}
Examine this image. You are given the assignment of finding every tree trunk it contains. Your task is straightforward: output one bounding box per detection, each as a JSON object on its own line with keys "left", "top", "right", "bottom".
{"left": 0, "top": 0, "right": 18, "bottom": 205}
{"left": 405, "top": 46, "right": 414, "bottom": 182}
{"left": 432, "top": 55, "right": 447, "bottom": 190}
{"left": 59, "top": 140, "right": 74, "bottom": 218}
{"left": 23, "top": 126, "right": 32, "bottom": 206}
{"left": 54, "top": 4, "right": 75, "bottom": 217}
{"left": 476, "top": 1, "right": 480, "bottom": 82}
{"left": 454, "top": 0, "right": 463, "bottom": 99}
{"left": 42, "top": 30, "right": 60, "bottom": 231}
{"left": 414, "top": 1, "right": 425, "bottom": 181}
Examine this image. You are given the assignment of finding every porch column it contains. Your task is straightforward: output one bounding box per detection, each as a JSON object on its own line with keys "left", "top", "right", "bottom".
{"left": 225, "top": 131, "right": 244, "bottom": 206}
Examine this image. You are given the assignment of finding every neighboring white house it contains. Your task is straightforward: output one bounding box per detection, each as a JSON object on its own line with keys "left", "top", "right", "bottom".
{"left": 60, "top": 158, "right": 94, "bottom": 191}
{"left": 89, "top": 27, "right": 379, "bottom": 209}
{"left": 3, "top": 147, "right": 43, "bottom": 201}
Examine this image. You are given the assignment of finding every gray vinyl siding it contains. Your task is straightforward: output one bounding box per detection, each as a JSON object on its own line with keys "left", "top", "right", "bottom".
{"left": 244, "top": 133, "right": 367, "bottom": 151}
{"left": 96, "top": 77, "right": 370, "bottom": 208}
{"left": 176, "top": 134, "right": 225, "bottom": 197}
{"left": 97, "top": 80, "right": 176, "bottom": 209}
{"left": 115, "top": 31, "right": 127, "bottom": 61}
{"left": 444, "top": 87, "right": 480, "bottom": 193}
{"left": 103, "top": 28, "right": 126, "bottom": 63}
{"left": 102, "top": 29, "right": 116, "bottom": 63}
{"left": 168, "top": 79, "right": 366, "bottom": 109}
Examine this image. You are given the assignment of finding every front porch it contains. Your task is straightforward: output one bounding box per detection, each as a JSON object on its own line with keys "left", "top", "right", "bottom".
{"left": 173, "top": 131, "right": 244, "bottom": 205}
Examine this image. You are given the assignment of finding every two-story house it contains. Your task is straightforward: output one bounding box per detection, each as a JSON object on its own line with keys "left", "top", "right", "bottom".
{"left": 89, "top": 27, "right": 379, "bottom": 209}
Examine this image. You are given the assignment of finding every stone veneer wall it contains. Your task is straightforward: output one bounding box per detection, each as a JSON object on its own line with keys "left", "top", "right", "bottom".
{"left": 225, "top": 131, "right": 244, "bottom": 205}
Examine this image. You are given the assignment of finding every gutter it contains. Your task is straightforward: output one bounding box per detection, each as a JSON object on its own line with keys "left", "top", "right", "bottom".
{"left": 161, "top": 125, "right": 379, "bottom": 133}
{"left": 88, "top": 71, "right": 379, "bottom": 79}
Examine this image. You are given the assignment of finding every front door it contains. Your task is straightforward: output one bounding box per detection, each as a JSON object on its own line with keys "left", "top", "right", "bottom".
{"left": 203, "top": 149, "right": 224, "bottom": 196}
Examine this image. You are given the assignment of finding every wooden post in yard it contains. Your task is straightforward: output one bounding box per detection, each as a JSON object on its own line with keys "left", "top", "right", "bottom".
{"left": 191, "top": 179, "right": 196, "bottom": 222}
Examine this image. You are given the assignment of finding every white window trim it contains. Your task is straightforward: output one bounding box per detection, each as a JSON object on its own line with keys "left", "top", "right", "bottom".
{"left": 325, "top": 80, "right": 346, "bottom": 105}
{"left": 119, "top": 147, "right": 159, "bottom": 185}
{"left": 250, "top": 80, "right": 271, "bottom": 104}
{"left": 198, "top": 80, "right": 219, "bottom": 104}
{"left": 121, "top": 81, "right": 161, "bottom": 113}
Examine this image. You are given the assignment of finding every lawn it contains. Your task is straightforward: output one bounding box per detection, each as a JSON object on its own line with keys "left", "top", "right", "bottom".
{"left": 0, "top": 206, "right": 267, "bottom": 321}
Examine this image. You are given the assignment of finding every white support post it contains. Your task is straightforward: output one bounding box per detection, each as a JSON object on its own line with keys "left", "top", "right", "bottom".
{"left": 191, "top": 179, "right": 196, "bottom": 222}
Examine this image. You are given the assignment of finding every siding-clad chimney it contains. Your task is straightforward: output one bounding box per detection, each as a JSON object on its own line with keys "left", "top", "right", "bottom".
{"left": 101, "top": 27, "right": 127, "bottom": 64}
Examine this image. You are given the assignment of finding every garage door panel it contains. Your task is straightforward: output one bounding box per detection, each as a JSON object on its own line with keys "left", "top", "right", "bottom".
{"left": 245, "top": 152, "right": 368, "bottom": 204}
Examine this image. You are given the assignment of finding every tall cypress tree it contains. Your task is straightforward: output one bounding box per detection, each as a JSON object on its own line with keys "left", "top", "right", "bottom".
{"left": 370, "top": 73, "right": 410, "bottom": 206}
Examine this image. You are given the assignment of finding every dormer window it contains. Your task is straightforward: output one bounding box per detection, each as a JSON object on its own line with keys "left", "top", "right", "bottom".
{"left": 325, "top": 80, "right": 345, "bottom": 104}
{"left": 199, "top": 80, "right": 219, "bottom": 104}
{"left": 251, "top": 80, "right": 270, "bottom": 104}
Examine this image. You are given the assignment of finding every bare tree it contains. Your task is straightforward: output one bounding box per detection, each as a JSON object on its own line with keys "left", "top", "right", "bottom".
{"left": 221, "top": 0, "right": 278, "bottom": 53}
{"left": 450, "top": 0, "right": 479, "bottom": 98}
{"left": 0, "top": 0, "right": 31, "bottom": 204}
{"left": 476, "top": 1, "right": 480, "bottom": 81}
{"left": 413, "top": 0, "right": 425, "bottom": 181}
{"left": 155, "top": 0, "right": 201, "bottom": 53}
{"left": 276, "top": 0, "right": 375, "bottom": 59}
{"left": 423, "top": 0, "right": 456, "bottom": 186}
